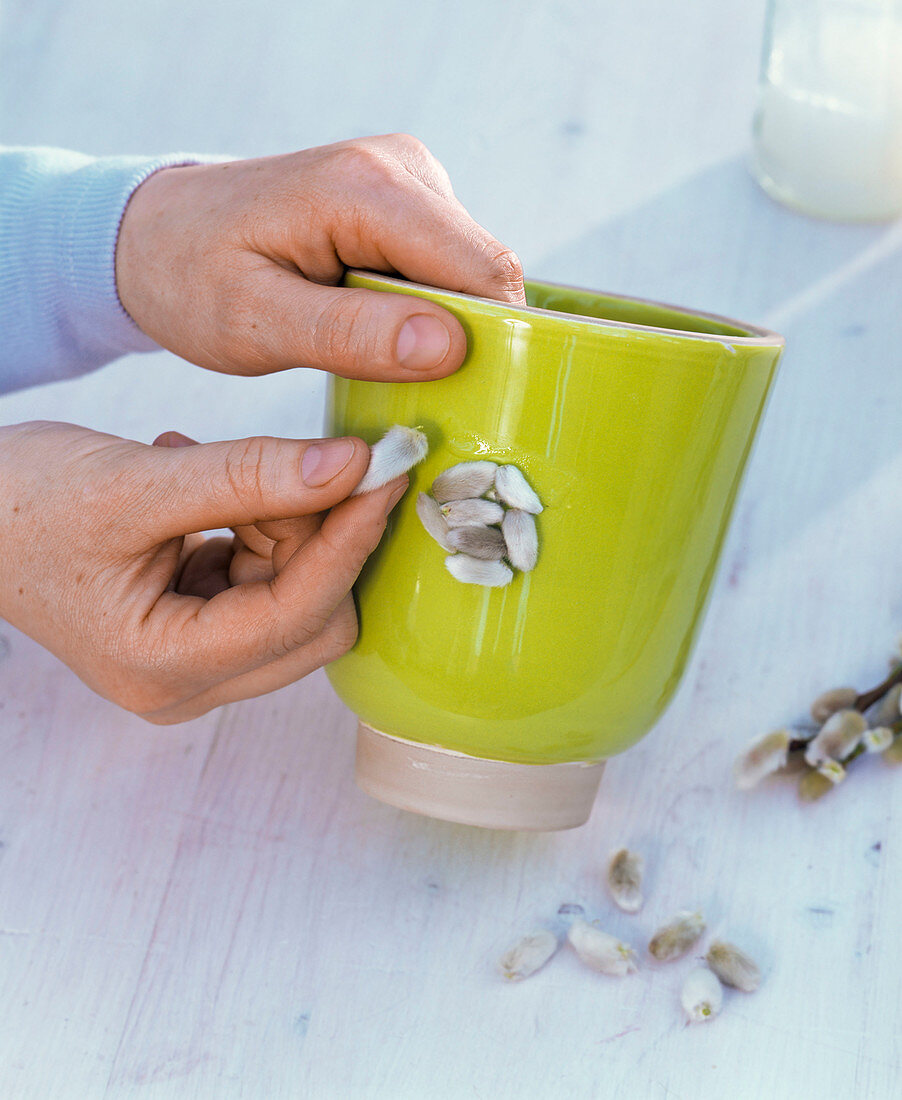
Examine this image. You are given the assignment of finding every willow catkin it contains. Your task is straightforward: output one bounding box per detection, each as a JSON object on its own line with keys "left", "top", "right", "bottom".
{"left": 351, "top": 426, "right": 428, "bottom": 495}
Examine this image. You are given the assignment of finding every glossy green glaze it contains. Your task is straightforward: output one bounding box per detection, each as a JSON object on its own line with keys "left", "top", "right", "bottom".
{"left": 326, "top": 272, "right": 783, "bottom": 765}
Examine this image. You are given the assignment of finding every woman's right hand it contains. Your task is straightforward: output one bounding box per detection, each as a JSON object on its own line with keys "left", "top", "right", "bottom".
{"left": 0, "top": 420, "right": 403, "bottom": 723}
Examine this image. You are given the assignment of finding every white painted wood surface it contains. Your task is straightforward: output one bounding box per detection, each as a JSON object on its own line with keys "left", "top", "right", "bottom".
{"left": 2, "top": 2, "right": 901, "bottom": 1096}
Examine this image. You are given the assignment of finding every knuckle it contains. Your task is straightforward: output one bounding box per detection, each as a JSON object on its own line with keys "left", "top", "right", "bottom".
{"left": 322, "top": 605, "right": 359, "bottom": 661}
{"left": 379, "top": 133, "right": 453, "bottom": 195}
{"left": 487, "top": 246, "right": 524, "bottom": 292}
{"left": 311, "top": 288, "right": 373, "bottom": 366}
{"left": 303, "top": 602, "right": 358, "bottom": 660}
{"left": 385, "top": 131, "right": 429, "bottom": 159}
{"left": 322, "top": 510, "right": 383, "bottom": 566}
{"left": 267, "top": 585, "right": 327, "bottom": 656}
{"left": 224, "top": 436, "right": 271, "bottom": 515}
{"left": 334, "top": 142, "right": 395, "bottom": 185}
{"left": 277, "top": 615, "right": 323, "bottom": 656}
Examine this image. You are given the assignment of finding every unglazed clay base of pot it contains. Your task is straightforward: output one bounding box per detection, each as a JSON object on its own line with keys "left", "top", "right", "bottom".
{"left": 355, "top": 723, "right": 606, "bottom": 831}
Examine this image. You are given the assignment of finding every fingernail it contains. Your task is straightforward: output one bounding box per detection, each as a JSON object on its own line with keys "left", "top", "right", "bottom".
{"left": 301, "top": 438, "right": 356, "bottom": 486}
{"left": 154, "top": 430, "right": 197, "bottom": 448}
{"left": 384, "top": 477, "right": 409, "bottom": 514}
{"left": 396, "top": 314, "right": 451, "bottom": 370}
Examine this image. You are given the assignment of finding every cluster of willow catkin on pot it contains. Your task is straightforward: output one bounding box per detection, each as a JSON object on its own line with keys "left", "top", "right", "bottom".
{"left": 347, "top": 426, "right": 543, "bottom": 588}
{"left": 416, "top": 460, "right": 543, "bottom": 587}
{"left": 734, "top": 637, "right": 902, "bottom": 801}
{"left": 497, "top": 848, "right": 762, "bottom": 1024}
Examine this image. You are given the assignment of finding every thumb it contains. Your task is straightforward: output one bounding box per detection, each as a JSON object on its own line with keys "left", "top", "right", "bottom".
{"left": 252, "top": 275, "right": 468, "bottom": 381}
{"left": 144, "top": 434, "right": 371, "bottom": 537}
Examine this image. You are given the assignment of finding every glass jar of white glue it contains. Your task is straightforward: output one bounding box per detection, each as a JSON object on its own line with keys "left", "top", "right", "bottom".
{"left": 752, "top": 0, "right": 902, "bottom": 221}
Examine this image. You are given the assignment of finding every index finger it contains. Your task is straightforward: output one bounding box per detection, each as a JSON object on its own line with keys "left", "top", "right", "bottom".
{"left": 327, "top": 169, "right": 526, "bottom": 305}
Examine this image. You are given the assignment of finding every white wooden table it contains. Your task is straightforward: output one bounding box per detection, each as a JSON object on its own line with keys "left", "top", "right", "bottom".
{"left": 2, "top": 2, "right": 902, "bottom": 1096}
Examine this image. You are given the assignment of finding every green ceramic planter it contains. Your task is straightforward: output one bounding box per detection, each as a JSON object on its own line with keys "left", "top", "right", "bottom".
{"left": 327, "top": 271, "right": 783, "bottom": 829}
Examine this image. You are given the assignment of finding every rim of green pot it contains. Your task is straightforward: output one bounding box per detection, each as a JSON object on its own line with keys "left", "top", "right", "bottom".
{"left": 345, "top": 269, "right": 785, "bottom": 348}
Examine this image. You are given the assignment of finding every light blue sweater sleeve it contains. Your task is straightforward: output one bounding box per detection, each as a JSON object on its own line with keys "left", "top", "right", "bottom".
{"left": 0, "top": 147, "right": 210, "bottom": 395}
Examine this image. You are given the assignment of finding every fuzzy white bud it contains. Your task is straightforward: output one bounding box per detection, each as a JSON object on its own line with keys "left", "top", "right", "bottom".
{"left": 444, "top": 554, "right": 513, "bottom": 587}
{"left": 872, "top": 683, "right": 902, "bottom": 727}
{"left": 351, "top": 426, "right": 428, "bottom": 495}
{"left": 816, "top": 759, "right": 846, "bottom": 785}
{"left": 440, "top": 498, "right": 505, "bottom": 527}
{"left": 681, "top": 967, "right": 723, "bottom": 1023}
{"left": 798, "top": 768, "right": 835, "bottom": 801}
{"left": 863, "top": 726, "right": 894, "bottom": 753}
{"left": 432, "top": 461, "right": 497, "bottom": 503}
{"left": 498, "top": 930, "right": 559, "bottom": 981}
{"left": 446, "top": 525, "right": 507, "bottom": 561}
{"left": 706, "top": 939, "right": 761, "bottom": 992}
{"left": 883, "top": 735, "right": 902, "bottom": 764}
{"left": 733, "top": 729, "right": 791, "bottom": 789}
{"left": 494, "top": 465, "right": 543, "bottom": 513}
{"left": 606, "top": 849, "right": 644, "bottom": 913}
{"left": 501, "top": 508, "right": 539, "bottom": 572}
{"left": 810, "top": 686, "right": 858, "bottom": 724}
{"left": 804, "top": 709, "right": 866, "bottom": 767}
{"left": 567, "top": 918, "right": 638, "bottom": 977}
{"left": 648, "top": 911, "right": 706, "bottom": 962}
{"left": 415, "top": 492, "right": 454, "bottom": 551}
